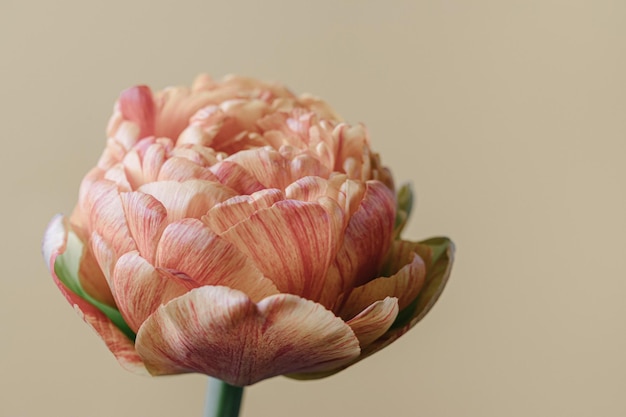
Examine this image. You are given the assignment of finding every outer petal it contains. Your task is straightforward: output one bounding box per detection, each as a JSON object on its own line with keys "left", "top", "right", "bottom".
{"left": 338, "top": 242, "right": 427, "bottom": 320}
{"left": 289, "top": 237, "right": 454, "bottom": 381}
{"left": 346, "top": 297, "right": 398, "bottom": 347}
{"left": 134, "top": 286, "right": 360, "bottom": 386}
{"left": 42, "top": 215, "right": 145, "bottom": 374}
{"left": 156, "top": 219, "right": 278, "bottom": 302}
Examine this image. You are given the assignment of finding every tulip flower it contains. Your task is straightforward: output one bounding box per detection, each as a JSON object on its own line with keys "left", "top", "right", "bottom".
{"left": 43, "top": 74, "right": 454, "bottom": 415}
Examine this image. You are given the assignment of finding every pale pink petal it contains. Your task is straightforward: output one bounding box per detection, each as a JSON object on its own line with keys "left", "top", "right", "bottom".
{"left": 153, "top": 87, "right": 213, "bottom": 140}
{"left": 346, "top": 297, "right": 398, "bottom": 347}
{"left": 138, "top": 180, "right": 237, "bottom": 222}
{"left": 119, "top": 191, "right": 168, "bottom": 263}
{"left": 209, "top": 160, "right": 266, "bottom": 195}
{"left": 112, "top": 252, "right": 189, "bottom": 333}
{"left": 134, "top": 286, "right": 360, "bottom": 385}
{"left": 156, "top": 219, "right": 278, "bottom": 302}
{"left": 218, "top": 199, "right": 343, "bottom": 302}
{"left": 85, "top": 180, "right": 137, "bottom": 257}
{"left": 103, "top": 164, "right": 132, "bottom": 191}
{"left": 203, "top": 189, "right": 284, "bottom": 235}
{"left": 42, "top": 216, "right": 145, "bottom": 374}
{"left": 157, "top": 157, "right": 220, "bottom": 182}
{"left": 119, "top": 85, "right": 156, "bottom": 139}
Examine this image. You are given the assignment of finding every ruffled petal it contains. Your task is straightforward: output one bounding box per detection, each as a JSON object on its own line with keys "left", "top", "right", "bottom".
{"left": 112, "top": 251, "right": 189, "bottom": 333}
{"left": 156, "top": 219, "right": 278, "bottom": 301}
{"left": 134, "top": 286, "right": 360, "bottom": 385}
{"left": 346, "top": 297, "right": 398, "bottom": 347}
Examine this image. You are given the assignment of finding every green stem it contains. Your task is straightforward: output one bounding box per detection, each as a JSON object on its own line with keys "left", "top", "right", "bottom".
{"left": 204, "top": 377, "right": 245, "bottom": 417}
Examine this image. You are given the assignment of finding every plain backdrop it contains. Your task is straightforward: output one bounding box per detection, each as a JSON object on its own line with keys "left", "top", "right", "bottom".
{"left": 1, "top": 1, "right": 624, "bottom": 416}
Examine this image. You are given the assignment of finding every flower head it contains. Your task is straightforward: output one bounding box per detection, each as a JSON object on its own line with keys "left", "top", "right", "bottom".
{"left": 43, "top": 74, "right": 454, "bottom": 386}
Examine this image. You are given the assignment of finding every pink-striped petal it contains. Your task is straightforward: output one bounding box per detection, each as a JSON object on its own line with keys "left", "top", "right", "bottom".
{"left": 134, "top": 286, "right": 360, "bottom": 386}
{"left": 157, "top": 157, "right": 220, "bottom": 182}
{"left": 112, "top": 251, "right": 189, "bottom": 333}
{"left": 90, "top": 232, "right": 116, "bottom": 287}
{"left": 119, "top": 85, "right": 156, "bottom": 139}
{"left": 218, "top": 199, "right": 343, "bottom": 302}
{"left": 332, "top": 181, "right": 396, "bottom": 288}
{"left": 155, "top": 219, "right": 278, "bottom": 301}
{"left": 138, "top": 180, "right": 237, "bottom": 222}
{"left": 78, "top": 237, "right": 116, "bottom": 307}
{"left": 42, "top": 215, "right": 145, "bottom": 374}
{"left": 84, "top": 180, "right": 136, "bottom": 257}
{"left": 289, "top": 237, "right": 455, "bottom": 381}
{"left": 225, "top": 147, "right": 329, "bottom": 190}
{"left": 209, "top": 160, "right": 266, "bottom": 195}
{"left": 119, "top": 191, "right": 168, "bottom": 263}
{"left": 203, "top": 189, "right": 285, "bottom": 235}
{"left": 346, "top": 297, "right": 398, "bottom": 347}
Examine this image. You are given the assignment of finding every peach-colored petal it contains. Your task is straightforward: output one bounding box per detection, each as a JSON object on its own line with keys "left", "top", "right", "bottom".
{"left": 119, "top": 191, "right": 168, "bottom": 263}
{"left": 157, "top": 157, "right": 220, "bottom": 183}
{"left": 285, "top": 174, "right": 365, "bottom": 218}
{"left": 346, "top": 297, "right": 398, "bottom": 347}
{"left": 155, "top": 219, "right": 278, "bottom": 301}
{"left": 209, "top": 160, "right": 266, "bottom": 195}
{"left": 338, "top": 244, "right": 426, "bottom": 320}
{"left": 42, "top": 215, "right": 145, "bottom": 374}
{"left": 218, "top": 199, "right": 343, "bottom": 302}
{"left": 119, "top": 85, "right": 156, "bottom": 139}
{"left": 134, "top": 286, "right": 360, "bottom": 386}
{"left": 138, "top": 180, "right": 237, "bottom": 222}
{"left": 203, "top": 189, "right": 285, "bottom": 235}
{"left": 332, "top": 181, "right": 396, "bottom": 288}
{"left": 85, "top": 180, "right": 137, "bottom": 257}
{"left": 112, "top": 251, "right": 189, "bottom": 333}
{"left": 78, "top": 238, "right": 116, "bottom": 307}
{"left": 289, "top": 237, "right": 454, "bottom": 381}
{"left": 225, "top": 147, "right": 329, "bottom": 190}
{"left": 90, "top": 232, "right": 116, "bottom": 287}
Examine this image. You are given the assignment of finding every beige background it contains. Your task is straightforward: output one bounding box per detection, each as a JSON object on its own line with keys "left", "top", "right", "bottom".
{"left": 1, "top": 1, "right": 624, "bottom": 416}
